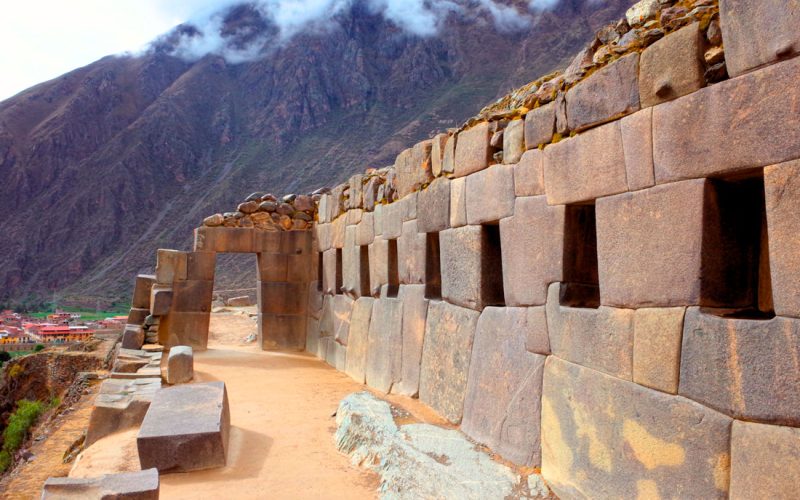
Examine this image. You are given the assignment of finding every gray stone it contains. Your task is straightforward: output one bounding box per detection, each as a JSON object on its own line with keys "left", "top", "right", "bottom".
{"left": 765, "top": 160, "right": 800, "bottom": 318}
{"left": 546, "top": 283, "right": 635, "bottom": 380}
{"left": 416, "top": 177, "right": 450, "bottom": 234}
{"left": 524, "top": 103, "right": 555, "bottom": 150}
{"left": 86, "top": 377, "right": 161, "bottom": 447}
{"left": 42, "top": 468, "right": 159, "bottom": 500}
{"left": 419, "top": 301, "right": 480, "bottom": 424}
{"left": 365, "top": 298, "right": 403, "bottom": 393}
{"left": 440, "top": 225, "right": 505, "bottom": 311}
{"left": 394, "top": 285, "right": 429, "bottom": 397}
{"left": 344, "top": 297, "right": 374, "bottom": 384}
{"left": 461, "top": 307, "right": 546, "bottom": 466}
{"left": 633, "top": 307, "right": 685, "bottom": 394}
{"left": 137, "top": 381, "right": 230, "bottom": 473}
{"left": 166, "top": 346, "right": 193, "bottom": 385}
{"left": 502, "top": 119, "right": 525, "bottom": 164}
{"left": 398, "top": 220, "right": 425, "bottom": 285}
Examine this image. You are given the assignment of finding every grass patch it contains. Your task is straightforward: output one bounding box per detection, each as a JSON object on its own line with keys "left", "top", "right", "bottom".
{"left": 28, "top": 308, "right": 123, "bottom": 322}
{"left": 0, "top": 400, "right": 45, "bottom": 472}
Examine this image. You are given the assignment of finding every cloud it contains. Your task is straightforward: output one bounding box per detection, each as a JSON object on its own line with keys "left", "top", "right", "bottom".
{"left": 528, "top": 0, "right": 560, "bottom": 10}
{"left": 165, "top": 0, "right": 540, "bottom": 63}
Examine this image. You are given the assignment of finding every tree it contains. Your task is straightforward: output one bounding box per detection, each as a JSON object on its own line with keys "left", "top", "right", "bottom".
{"left": 0, "top": 351, "right": 10, "bottom": 362}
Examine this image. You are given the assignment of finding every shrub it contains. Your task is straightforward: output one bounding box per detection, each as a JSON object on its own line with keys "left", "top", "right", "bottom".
{"left": 7, "top": 364, "right": 23, "bottom": 378}
{"left": 0, "top": 399, "right": 45, "bottom": 472}
{"left": 33, "top": 344, "right": 45, "bottom": 353}
{"left": 0, "top": 352, "right": 10, "bottom": 362}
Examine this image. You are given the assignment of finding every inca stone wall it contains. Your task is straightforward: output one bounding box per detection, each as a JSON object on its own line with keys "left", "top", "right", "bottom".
{"left": 120, "top": 0, "right": 800, "bottom": 497}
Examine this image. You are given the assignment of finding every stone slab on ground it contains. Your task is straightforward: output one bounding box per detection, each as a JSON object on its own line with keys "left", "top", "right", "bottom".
{"left": 86, "top": 378, "right": 162, "bottom": 447}
{"left": 335, "top": 392, "right": 552, "bottom": 500}
{"left": 41, "top": 468, "right": 159, "bottom": 499}
{"left": 166, "top": 346, "right": 194, "bottom": 385}
{"left": 137, "top": 381, "right": 231, "bottom": 473}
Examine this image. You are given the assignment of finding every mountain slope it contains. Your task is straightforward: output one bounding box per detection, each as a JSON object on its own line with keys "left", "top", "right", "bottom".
{"left": 0, "top": 0, "right": 629, "bottom": 307}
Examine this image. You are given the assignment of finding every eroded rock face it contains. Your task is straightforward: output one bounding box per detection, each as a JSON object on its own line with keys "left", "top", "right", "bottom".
{"left": 334, "top": 392, "right": 553, "bottom": 500}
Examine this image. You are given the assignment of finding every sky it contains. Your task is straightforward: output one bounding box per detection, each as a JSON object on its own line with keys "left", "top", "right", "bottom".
{"left": 0, "top": 1, "right": 222, "bottom": 100}
{"left": 0, "top": 0, "right": 563, "bottom": 101}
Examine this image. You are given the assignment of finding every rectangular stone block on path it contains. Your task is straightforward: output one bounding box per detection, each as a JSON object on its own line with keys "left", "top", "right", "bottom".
{"left": 730, "top": 420, "right": 800, "bottom": 500}
{"left": 544, "top": 119, "right": 628, "bottom": 205}
{"left": 653, "top": 56, "right": 800, "bottom": 183}
{"left": 419, "top": 301, "right": 479, "bottom": 424}
{"left": 566, "top": 52, "right": 640, "bottom": 132}
{"left": 499, "top": 196, "right": 564, "bottom": 307}
{"left": 42, "top": 468, "right": 159, "bottom": 500}
{"left": 541, "top": 357, "right": 732, "bottom": 500}
{"left": 365, "top": 298, "right": 403, "bottom": 393}
{"left": 138, "top": 381, "right": 230, "bottom": 473}
{"left": 166, "top": 346, "right": 193, "bottom": 385}
{"left": 720, "top": 0, "right": 800, "bottom": 78}
{"left": 461, "top": 307, "right": 545, "bottom": 466}
{"left": 679, "top": 308, "right": 800, "bottom": 426}
{"left": 545, "top": 283, "right": 634, "bottom": 380}
{"left": 343, "top": 297, "right": 374, "bottom": 383}
{"left": 86, "top": 377, "right": 161, "bottom": 447}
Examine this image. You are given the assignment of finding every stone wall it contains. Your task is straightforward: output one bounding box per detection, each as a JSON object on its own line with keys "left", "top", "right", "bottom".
{"left": 304, "top": 1, "right": 800, "bottom": 497}
{"left": 117, "top": 0, "right": 800, "bottom": 496}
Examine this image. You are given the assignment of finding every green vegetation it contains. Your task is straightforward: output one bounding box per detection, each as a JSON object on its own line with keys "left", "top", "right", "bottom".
{"left": 0, "top": 352, "right": 10, "bottom": 363}
{"left": 28, "top": 308, "right": 125, "bottom": 322}
{"left": 0, "top": 400, "right": 45, "bottom": 472}
{"left": 33, "top": 344, "right": 44, "bottom": 353}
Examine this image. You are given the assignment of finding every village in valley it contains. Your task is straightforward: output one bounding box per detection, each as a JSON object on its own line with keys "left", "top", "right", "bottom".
{"left": 0, "top": 309, "right": 126, "bottom": 356}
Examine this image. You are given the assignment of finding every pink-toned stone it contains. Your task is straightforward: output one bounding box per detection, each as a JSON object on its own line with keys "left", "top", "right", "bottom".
{"left": 454, "top": 122, "right": 493, "bottom": 178}
{"left": 620, "top": 108, "right": 655, "bottom": 191}
{"left": 514, "top": 149, "right": 545, "bottom": 197}
{"left": 639, "top": 23, "right": 705, "bottom": 108}
{"left": 465, "top": 163, "right": 515, "bottom": 225}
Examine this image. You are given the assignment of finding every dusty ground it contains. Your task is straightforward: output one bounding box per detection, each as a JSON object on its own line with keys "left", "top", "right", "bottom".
{"left": 70, "top": 310, "right": 387, "bottom": 499}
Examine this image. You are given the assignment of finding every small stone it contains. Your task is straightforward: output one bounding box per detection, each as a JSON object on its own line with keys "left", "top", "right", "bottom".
{"left": 706, "top": 18, "right": 722, "bottom": 45}
{"left": 293, "top": 195, "right": 313, "bottom": 212}
{"left": 294, "top": 212, "right": 312, "bottom": 222}
{"left": 626, "top": 0, "right": 660, "bottom": 26}
{"left": 293, "top": 219, "right": 308, "bottom": 230}
{"left": 660, "top": 6, "right": 688, "bottom": 29}
{"left": 280, "top": 215, "right": 293, "bottom": 230}
{"left": 239, "top": 217, "right": 254, "bottom": 228}
{"left": 704, "top": 61, "right": 728, "bottom": 83}
{"left": 259, "top": 201, "right": 278, "bottom": 212}
{"left": 489, "top": 130, "right": 504, "bottom": 149}
{"left": 237, "top": 201, "right": 258, "bottom": 214}
{"left": 203, "top": 214, "right": 224, "bottom": 227}
{"left": 705, "top": 46, "right": 724, "bottom": 65}
{"left": 596, "top": 24, "right": 619, "bottom": 44}
{"left": 245, "top": 192, "right": 264, "bottom": 202}
{"left": 261, "top": 193, "right": 277, "bottom": 202}
{"left": 276, "top": 203, "right": 294, "bottom": 216}
{"left": 281, "top": 193, "right": 297, "bottom": 203}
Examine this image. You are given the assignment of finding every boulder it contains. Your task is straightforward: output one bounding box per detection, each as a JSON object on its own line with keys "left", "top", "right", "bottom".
{"left": 121, "top": 324, "right": 145, "bottom": 350}
{"left": 86, "top": 377, "right": 161, "bottom": 446}
{"left": 225, "top": 295, "right": 252, "bottom": 307}
{"left": 137, "top": 381, "right": 231, "bottom": 473}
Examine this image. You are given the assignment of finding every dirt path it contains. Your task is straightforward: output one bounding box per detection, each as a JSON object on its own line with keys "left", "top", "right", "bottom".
{"left": 71, "top": 311, "right": 382, "bottom": 499}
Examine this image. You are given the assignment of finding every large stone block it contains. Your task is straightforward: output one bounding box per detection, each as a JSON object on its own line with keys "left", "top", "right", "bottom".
{"left": 500, "top": 196, "right": 564, "bottom": 307}
{"left": 653, "top": 56, "right": 800, "bottom": 183}
{"left": 416, "top": 177, "right": 450, "bottom": 234}
{"left": 149, "top": 285, "right": 173, "bottom": 316}
{"left": 137, "top": 381, "right": 230, "bottom": 473}
{"left": 308, "top": 281, "right": 324, "bottom": 320}
{"left": 720, "top": 0, "right": 800, "bottom": 78}
{"left": 454, "top": 122, "right": 493, "bottom": 178}
{"left": 620, "top": 107, "right": 655, "bottom": 191}
{"left": 394, "top": 285, "right": 429, "bottom": 397}
{"left": 524, "top": 102, "right": 555, "bottom": 150}
{"left": 155, "top": 249, "right": 187, "bottom": 284}
{"left": 257, "top": 253, "right": 288, "bottom": 282}
{"left": 121, "top": 324, "right": 145, "bottom": 350}
{"left": 258, "top": 313, "right": 307, "bottom": 351}
{"left": 730, "top": 420, "right": 800, "bottom": 500}
{"left": 541, "top": 357, "right": 732, "bottom": 499}
{"left": 430, "top": 133, "right": 448, "bottom": 177}
{"left": 305, "top": 316, "right": 321, "bottom": 358}
{"left": 397, "top": 220, "right": 425, "bottom": 285}
{"left": 395, "top": 141, "right": 433, "bottom": 198}
{"left": 341, "top": 225, "right": 362, "bottom": 298}
{"left": 545, "top": 283, "right": 634, "bottom": 380}
{"left": 543, "top": 120, "right": 628, "bottom": 205}
{"left": 86, "top": 377, "right": 161, "bottom": 446}
{"left": 502, "top": 119, "right": 524, "bottom": 164}
{"left": 356, "top": 212, "right": 374, "bottom": 246}
{"left": 315, "top": 222, "right": 332, "bottom": 252}
{"left": 597, "top": 179, "right": 706, "bottom": 307}
{"left": 344, "top": 297, "right": 374, "bottom": 384}
{"left": 330, "top": 295, "right": 354, "bottom": 346}
{"left": 639, "top": 24, "right": 705, "bottom": 108}
{"left": 171, "top": 280, "right": 214, "bottom": 313}
{"left": 368, "top": 238, "right": 388, "bottom": 296}
{"left": 186, "top": 251, "right": 216, "bottom": 281}
{"left": 441, "top": 133, "right": 456, "bottom": 174}
{"left": 633, "top": 307, "right": 685, "bottom": 394}
{"left": 566, "top": 52, "right": 640, "bottom": 132}
{"left": 42, "top": 468, "right": 159, "bottom": 500}
{"left": 440, "top": 225, "right": 505, "bottom": 310}
{"left": 159, "top": 311, "right": 210, "bottom": 350}
{"left": 193, "top": 227, "right": 255, "bottom": 253}
{"left": 322, "top": 248, "right": 337, "bottom": 294}
{"left": 419, "top": 301, "right": 480, "bottom": 424}
{"left": 348, "top": 173, "right": 364, "bottom": 209}
{"left": 331, "top": 216, "right": 346, "bottom": 249}
{"left": 461, "top": 307, "right": 546, "bottom": 466}
{"left": 127, "top": 307, "right": 149, "bottom": 326}
{"left": 679, "top": 308, "right": 800, "bottom": 425}
{"left": 365, "top": 298, "right": 403, "bottom": 393}
{"left": 132, "top": 275, "right": 156, "bottom": 309}
{"left": 514, "top": 149, "right": 545, "bottom": 197}
{"left": 765, "top": 160, "right": 800, "bottom": 317}
{"left": 381, "top": 199, "right": 403, "bottom": 240}
{"left": 449, "top": 176, "right": 467, "bottom": 228}
{"left": 255, "top": 230, "right": 285, "bottom": 254}
{"left": 465, "top": 163, "right": 514, "bottom": 225}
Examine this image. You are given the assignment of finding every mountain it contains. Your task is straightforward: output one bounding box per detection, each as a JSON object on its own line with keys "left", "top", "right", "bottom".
{"left": 0, "top": 0, "right": 629, "bottom": 308}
